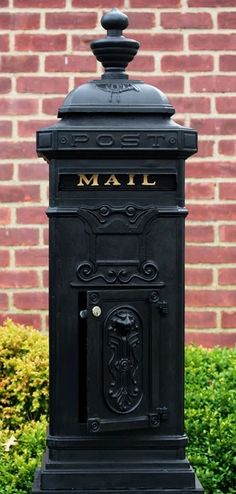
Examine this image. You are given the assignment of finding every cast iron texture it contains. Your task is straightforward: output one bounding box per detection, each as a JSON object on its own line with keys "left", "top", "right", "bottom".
{"left": 33, "top": 8, "right": 203, "bottom": 494}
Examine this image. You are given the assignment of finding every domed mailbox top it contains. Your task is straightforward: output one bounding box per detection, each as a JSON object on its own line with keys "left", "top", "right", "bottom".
{"left": 58, "top": 8, "right": 175, "bottom": 116}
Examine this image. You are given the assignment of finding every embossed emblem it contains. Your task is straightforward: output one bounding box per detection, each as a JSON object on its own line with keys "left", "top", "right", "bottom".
{"left": 96, "top": 82, "right": 140, "bottom": 103}
{"left": 104, "top": 307, "right": 143, "bottom": 414}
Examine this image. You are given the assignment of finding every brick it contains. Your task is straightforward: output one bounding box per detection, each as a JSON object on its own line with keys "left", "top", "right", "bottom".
{"left": 186, "top": 268, "right": 213, "bottom": 286}
{"left": 0, "top": 208, "right": 11, "bottom": 224}
{"left": 0, "top": 185, "right": 40, "bottom": 202}
{"left": 162, "top": 55, "right": 213, "bottom": 73}
{"left": 189, "top": 34, "right": 236, "bottom": 51}
{"left": 221, "top": 312, "right": 236, "bottom": 329}
{"left": 43, "top": 269, "right": 48, "bottom": 287}
{"left": 0, "top": 142, "right": 36, "bottom": 159}
{"left": 185, "top": 331, "right": 236, "bottom": 348}
{"left": 185, "top": 311, "right": 216, "bottom": 329}
{"left": 191, "top": 76, "right": 236, "bottom": 93}
{"left": 0, "top": 77, "right": 11, "bottom": 93}
{"left": 218, "top": 13, "right": 236, "bottom": 29}
{"left": 0, "top": 98, "right": 38, "bottom": 115}
{"left": 0, "top": 270, "right": 38, "bottom": 288}
{"left": 219, "top": 225, "right": 236, "bottom": 242}
{"left": 0, "top": 34, "right": 9, "bottom": 52}
{"left": 0, "top": 56, "right": 39, "bottom": 73}
{"left": 131, "top": 33, "right": 183, "bottom": 51}
{"left": 186, "top": 225, "right": 214, "bottom": 243}
{"left": 72, "top": 0, "right": 124, "bottom": 5}
{"left": 18, "top": 163, "right": 48, "bottom": 181}
{"left": 216, "top": 97, "right": 236, "bottom": 114}
{"left": 219, "top": 268, "right": 236, "bottom": 285}
{"left": 0, "top": 1, "right": 9, "bottom": 5}
{"left": 15, "top": 248, "right": 48, "bottom": 267}
{"left": 18, "top": 120, "right": 55, "bottom": 138}
{"left": 0, "top": 313, "right": 42, "bottom": 330}
{"left": 130, "top": 0, "right": 180, "bottom": 6}
{"left": 46, "top": 12, "right": 97, "bottom": 30}
{"left": 196, "top": 141, "right": 214, "bottom": 157}
{"left": 124, "top": 12, "right": 155, "bottom": 29}
{"left": 42, "top": 97, "right": 64, "bottom": 115}
{"left": 189, "top": 204, "right": 236, "bottom": 221}
{"left": 186, "top": 246, "right": 236, "bottom": 263}
{"left": 186, "top": 289, "right": 236, "bottom": 307}
{"left": 45, "top": 55, "right": 96, "bottom": 73}
{"left": 0, "top": 228, "right": 39, "bottom": 246}
{"left": 191, "top": 119, "right": 236, "bottom": 135}
{"left": 43, "top": 228, "right": 49, "bottom": 245}
{"left": 186, "top": 161, "right": 236, "bottom": 179}
{"left": 129, "top": 56, "right": 155, "bottom": 72}
{"left": 143, "top": 76, "right": 184, "bottom": 93}
{"left": 0, "top": 251, "right": 9, "bottom": 267}
{"left": 0, "top": 13, "right": 40, "bottom": 30}
{"left": 189, "top": 1, "right": 236, "bottom": 9}
{"left": 72, "top": 35, "right": 98, "bottom": 52}
{"left": 0, "top": 164, "right": 13, "bottom": 180}
{"left": 186, "top": 182, "right": 215, "bottom": 200}
{"left": 14, "top": 292, "right": 48, "bottom": 310}
{"left": 16, "top": 76, "right": 69, "bottom": 94}
{"left": 220, "top": 55, "right": 236, "bottom": 72}
{"left": 161, "top": 12, "right": 212, "bottom": 29}
{"left": 14, "top": 0, "right": 65, "bottom": 6}
{"left": 15, "top": 34, "right": 67, "bottom": 52}
{"left": 17, "top": 206, "right": 47, "bottom": 224}
{"left": 0, "top": 293, "right": 8, "bottom": 311}
{"left": 218, "top": 141, "right": 236, "bottom": 156}
{"left": 0, "top": 121, "right": 12, "bottom": 138}
{"left": 220, "top": 183, "right": 236, "bottom": 200}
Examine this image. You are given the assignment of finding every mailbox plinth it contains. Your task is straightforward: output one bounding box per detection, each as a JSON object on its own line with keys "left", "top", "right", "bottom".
{"left": 33, "top": 9, "right": 204, "bottom": 494}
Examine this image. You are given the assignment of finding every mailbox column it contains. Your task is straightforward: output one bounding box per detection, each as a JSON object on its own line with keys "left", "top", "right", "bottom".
{"left": 33, "top": 9, "right": 204, "bottom": 494}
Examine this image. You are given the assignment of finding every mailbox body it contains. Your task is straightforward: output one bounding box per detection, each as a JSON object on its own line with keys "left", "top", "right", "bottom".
{"left": 33, "top": 76, "right": 203, "bottom": 493}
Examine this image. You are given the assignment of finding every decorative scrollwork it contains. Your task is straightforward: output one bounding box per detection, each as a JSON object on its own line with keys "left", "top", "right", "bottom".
{"left": 79, "top": 203, "right": 155, "bottom": 225}
{"left": 104, "top": 308, "right": 143, "bottom": 414}
{"left": 96, "top": 82, "right": 140, "bottom": 103}
{"left": 76, "top": 260, "right": 159, "bottom": 284}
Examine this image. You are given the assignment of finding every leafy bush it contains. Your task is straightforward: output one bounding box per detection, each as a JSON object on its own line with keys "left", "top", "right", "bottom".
{"left": 0, "top": 320, "right": 48, "bottom": 429}
{"left": 185, "top": 346, "right": 236, "bottom": 494}
{"left": 0, "top": 320, "right": 235, "bottom": 493}
{"left": 0, "top": 419, "right": 47, "bottom": 494}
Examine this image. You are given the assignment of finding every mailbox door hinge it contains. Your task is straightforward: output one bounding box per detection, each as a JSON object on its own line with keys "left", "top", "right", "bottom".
{"left": 158, "top": 300, "right": 168, "bottom": 315}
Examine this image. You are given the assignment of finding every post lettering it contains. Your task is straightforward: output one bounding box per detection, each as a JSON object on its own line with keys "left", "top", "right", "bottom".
{"left": 142, "top": 174, "right": 156, "bottom": 186}
{"left": 127, "top": 174, "right": 135, "bottom": 186}
{"left": 104, "top": 175, "right": 121, "bottom": 186}
{"left": 77, "top": 174, "right": 99, "bottom": 186}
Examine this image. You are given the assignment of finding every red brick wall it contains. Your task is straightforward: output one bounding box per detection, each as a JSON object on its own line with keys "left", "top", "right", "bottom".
{"left": 0, "top": 0, "right": 235, "bottom": 346}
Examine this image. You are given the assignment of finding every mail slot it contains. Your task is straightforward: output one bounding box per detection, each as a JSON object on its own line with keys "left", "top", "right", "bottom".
{"left": 33, "top": 8, "right": 204, "bottom": 494}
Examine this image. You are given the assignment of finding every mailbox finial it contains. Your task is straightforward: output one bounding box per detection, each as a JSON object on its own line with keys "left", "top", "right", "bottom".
{"left": 91, "top": 8, "right": 140, "bottom": 79}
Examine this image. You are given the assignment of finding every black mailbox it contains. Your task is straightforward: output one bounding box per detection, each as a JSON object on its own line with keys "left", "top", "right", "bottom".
{"left": 33, "top": 8, "right": 204, "bottom": 494}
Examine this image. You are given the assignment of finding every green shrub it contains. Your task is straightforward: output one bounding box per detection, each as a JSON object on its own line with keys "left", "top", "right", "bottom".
{"left": 0, "top": 320, "right": 235, "bottom": 493}
{"left": 0, "top": 418, "right": 47, "bottom": 494}
{"left": 0, "top": 320, "right": 48, "bottom": 429}
{"left": 185, "top": 345, "right": 236, "bottom": 494}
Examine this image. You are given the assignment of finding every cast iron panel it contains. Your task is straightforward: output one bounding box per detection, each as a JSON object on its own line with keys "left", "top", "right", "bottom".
{"left": 86, "top": 289, "right": 168, "bottom": 433}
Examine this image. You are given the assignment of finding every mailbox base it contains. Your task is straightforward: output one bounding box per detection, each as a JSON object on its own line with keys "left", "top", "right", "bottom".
{"left": 32, "top": 446, "right": 204, "bottom": 494}
{"left": 32, "top": 468, "right": 204, "bottom": 494}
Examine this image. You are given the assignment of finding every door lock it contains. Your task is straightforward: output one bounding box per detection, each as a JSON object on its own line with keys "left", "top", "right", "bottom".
{"left": 92, "top": 306, "right": 102, "bottom": 317}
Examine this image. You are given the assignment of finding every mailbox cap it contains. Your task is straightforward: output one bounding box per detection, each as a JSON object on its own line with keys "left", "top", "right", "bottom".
{"left": 58, "top": 8, "right": 175, "bottom": 117}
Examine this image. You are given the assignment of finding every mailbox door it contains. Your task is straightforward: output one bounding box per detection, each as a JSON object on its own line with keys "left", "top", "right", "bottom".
{"left": 86, "top": 289, "right": 164, "bottom": 433}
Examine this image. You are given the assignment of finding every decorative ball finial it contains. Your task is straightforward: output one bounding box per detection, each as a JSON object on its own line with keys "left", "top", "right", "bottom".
{"left": 90, "top": 8, "right": 140, "bottom": 79}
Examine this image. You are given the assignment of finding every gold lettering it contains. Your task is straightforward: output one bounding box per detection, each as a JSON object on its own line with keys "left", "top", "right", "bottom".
{"left": 142, "top": 174, "right": 156, "bottom": 186}
{"left": 127, "top": 174, "right": 135, "bottom": 186}
{"left": 104, "top": 174, "right": 121, "bottom": 186}
{"left": 77, "top": 174, "right": 99, "bottom": 186}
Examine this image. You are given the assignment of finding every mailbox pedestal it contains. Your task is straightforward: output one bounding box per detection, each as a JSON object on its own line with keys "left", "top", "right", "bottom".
{"left": 33, "top": 9, "right": 204, "bottom": 494}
